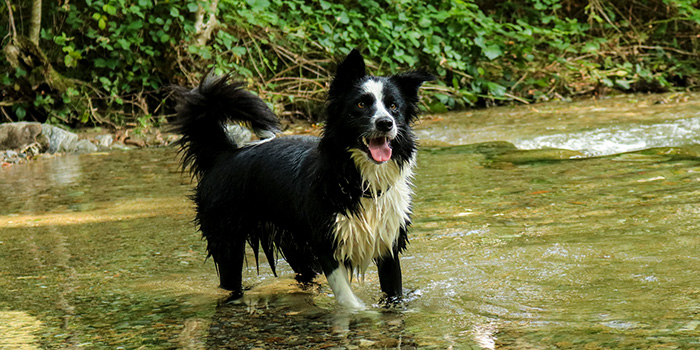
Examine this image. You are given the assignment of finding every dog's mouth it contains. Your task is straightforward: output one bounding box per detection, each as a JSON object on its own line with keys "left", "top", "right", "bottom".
{"left": 362, "top": 136, "right": 393, "bottom": 163}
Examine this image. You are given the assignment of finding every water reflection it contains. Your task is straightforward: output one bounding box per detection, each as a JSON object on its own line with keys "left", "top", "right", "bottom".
{"left": 0, "top": 154, "right": 83, "bottom": 214}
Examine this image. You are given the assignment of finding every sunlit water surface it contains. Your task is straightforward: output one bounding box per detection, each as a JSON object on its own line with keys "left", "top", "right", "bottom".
{"left": 1, "top": 92, "right": 700, "bottom": 349}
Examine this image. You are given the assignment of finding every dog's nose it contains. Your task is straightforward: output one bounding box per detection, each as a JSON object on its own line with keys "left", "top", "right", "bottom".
{"left": 375, "top": 117, "right": 394, "bottom": 132}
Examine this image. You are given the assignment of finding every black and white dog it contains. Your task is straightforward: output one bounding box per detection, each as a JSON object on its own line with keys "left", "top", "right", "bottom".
{"left": 172, "top": 49, "right": 433, "bottom": 308}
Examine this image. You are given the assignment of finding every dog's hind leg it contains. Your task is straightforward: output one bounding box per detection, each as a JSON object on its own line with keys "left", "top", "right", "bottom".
{"left": 376, "top": 254, "right": 403, "bottom": 300}
{"left": 213, "top": 238, "right": 246, "bottom": 299}
{"left": 277, "top": 239, "right": 320, "bottom": 284}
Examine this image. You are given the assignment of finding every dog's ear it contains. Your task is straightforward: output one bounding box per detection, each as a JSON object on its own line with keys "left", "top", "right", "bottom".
{"left": 390, "top": 71, "right": 435, "bottom": 102}
{"left": 329, "top": 49, "right": 366, "bottom": 98}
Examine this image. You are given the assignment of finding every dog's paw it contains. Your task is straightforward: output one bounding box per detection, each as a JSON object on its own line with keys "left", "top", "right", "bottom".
{"left": 336, "top": 294, "right": 366, "bottom": 310}
{"left": 378, "top": 295, "right": 406, "bottom": 309}
{"left": 221, "top": 290, "right": 244, "bottom": 304}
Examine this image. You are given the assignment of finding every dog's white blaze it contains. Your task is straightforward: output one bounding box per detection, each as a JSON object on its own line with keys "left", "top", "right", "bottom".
{"left": 361, "top": 80, "right": 395, "bottom": 129}
{"left": 326, "top": 265, "right": 365, "bottom": 309}
{"left": 333, "top": 149, "right": 415, "bottom": 275}
{"left": 362, "top": 79, "right": 385, "bottom": 103}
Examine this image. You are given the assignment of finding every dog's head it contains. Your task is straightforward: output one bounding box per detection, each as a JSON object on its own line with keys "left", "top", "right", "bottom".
{"left": 324, "top": 49, "right": 434, "bottom": 165}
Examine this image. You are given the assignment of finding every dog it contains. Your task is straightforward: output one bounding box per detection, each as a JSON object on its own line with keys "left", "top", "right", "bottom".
{"left": 172, "top": 49, "right": 434, "bottom": 308}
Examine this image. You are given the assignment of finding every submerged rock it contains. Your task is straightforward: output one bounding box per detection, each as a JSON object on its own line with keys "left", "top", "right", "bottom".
{"left": 425, "top": 141, "right": 518, "bottom": 156}
{"left": 491, "top": 148, "right": 584, "bottom": 164}
{"left": 111, "top": 142, "right": 132, "bottom": 151}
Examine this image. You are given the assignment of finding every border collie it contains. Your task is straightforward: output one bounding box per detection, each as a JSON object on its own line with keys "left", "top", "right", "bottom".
{"left": 172, "top": 49, "right": 434, "bottom": 309}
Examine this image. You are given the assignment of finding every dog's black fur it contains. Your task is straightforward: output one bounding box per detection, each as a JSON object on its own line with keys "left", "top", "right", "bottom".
{"left": 172, "top": 49, "right": 434, "bottom": 308}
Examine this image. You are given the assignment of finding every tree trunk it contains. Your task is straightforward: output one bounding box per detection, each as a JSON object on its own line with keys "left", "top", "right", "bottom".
{"left": 29, "top": 0, "right": 42, "bottom": 45}
{"left": 4, "top": 36, "right": 74, "bottom": 92}
{"left": 193, "top": 0, "right": 219, "bottom": 46}
{"left": 4, "top": 36, "right": 91, "bottom": 121}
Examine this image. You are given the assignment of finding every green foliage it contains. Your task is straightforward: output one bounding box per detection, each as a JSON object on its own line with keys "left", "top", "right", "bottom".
{"left": 1, "top": 0, "right": 700, "bottom": 125}
{"left": 201, "top": 0, "right": 700, "bottom": 112}
{"left": 1, "top": 0, "right": 195, "bottom": 125}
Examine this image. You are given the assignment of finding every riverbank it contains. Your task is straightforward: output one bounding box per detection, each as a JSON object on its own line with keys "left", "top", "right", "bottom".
{"left": 0, "top": 119, "right": 321, "bottom": 167}
{"left": 0, "top": 122, "right": 177, "bottom": 167}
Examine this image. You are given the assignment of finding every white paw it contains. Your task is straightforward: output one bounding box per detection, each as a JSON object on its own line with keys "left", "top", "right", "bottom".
{"left": 336, "top": 294, "right": 366, "bottom": 310}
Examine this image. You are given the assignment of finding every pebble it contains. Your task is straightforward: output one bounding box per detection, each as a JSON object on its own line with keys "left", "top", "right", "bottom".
{"left": 358, "top": 339, "right": 376, "bottom": 347}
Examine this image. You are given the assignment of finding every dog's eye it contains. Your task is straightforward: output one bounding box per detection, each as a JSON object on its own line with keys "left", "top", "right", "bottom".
{"left": 389, "top": 103, "right": 397, "bottom": 111}
{"left": 357, "top": 102, "right": 365, "bottom": 109}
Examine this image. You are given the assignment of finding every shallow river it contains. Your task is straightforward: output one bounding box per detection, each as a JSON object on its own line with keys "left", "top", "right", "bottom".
{"left": 1, "top": 93, "right": 700, "bottom": 349}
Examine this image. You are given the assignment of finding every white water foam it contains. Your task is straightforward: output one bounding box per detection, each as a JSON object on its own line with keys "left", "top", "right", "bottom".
{"left": 513, "top": 116, "right": 700, "bottom": 157}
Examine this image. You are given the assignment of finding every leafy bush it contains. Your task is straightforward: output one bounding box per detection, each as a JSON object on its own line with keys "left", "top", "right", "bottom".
{"left": 1, "top": 0, "right": 700, "bottom": 126}
{"left": 1, "top": 0, "right": 195, "bottom": 125}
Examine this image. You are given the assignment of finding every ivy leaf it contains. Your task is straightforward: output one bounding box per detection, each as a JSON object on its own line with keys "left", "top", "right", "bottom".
{"left": 64, "top": 54, "right": 75, "bottom": 68}
{"left": 615, "top": 79, "right": 631, "bottom": 90}
{"left": 127, "top": 20, "right": 143, "bottom": 31}
{"left": 232, "top": 47, "right": 246, "bottom": 57}
{"left": 129, "top": 5, "right": 144, "bottom": 18}
{"left": 337, "top": 12, "right": 349, "bottom": 24}
{"left": 117, "top": 38, "right": 131, "bottom": 49}
{"left": 246, "top": 0, "right": 270, "bottom": 12}
{"left": 418, "top": 17, "right": 431, "bottom": 27}
{"left": 482, "top": 45, "right": 502, "bottom": 60}
{"left": 485, "top": 81, "right": 506, "bottom": 97}
{"left": 99, "top": 76, "right": 112, "bottom": 90}
{"left": 102, "top": 4, "right": 117, "bottom": 16}
{"left": 583, "top": 41, "right": 600, "bottom": 53}
{"left": 14, "top": 105, "right": 26, "bottom": 120}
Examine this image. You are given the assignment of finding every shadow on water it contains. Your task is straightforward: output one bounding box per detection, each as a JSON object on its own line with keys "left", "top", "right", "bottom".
{"left": 1, "top": 93, "right": 700, "bottom": 349}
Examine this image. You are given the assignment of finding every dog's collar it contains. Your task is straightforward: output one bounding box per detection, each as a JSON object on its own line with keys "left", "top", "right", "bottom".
{"left": 362, "top": 186, "right": 390, "bottom": 198}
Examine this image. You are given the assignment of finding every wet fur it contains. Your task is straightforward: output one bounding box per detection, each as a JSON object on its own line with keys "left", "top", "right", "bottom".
{"left": 172, "top": 49, "right": 434, "bottom": 308}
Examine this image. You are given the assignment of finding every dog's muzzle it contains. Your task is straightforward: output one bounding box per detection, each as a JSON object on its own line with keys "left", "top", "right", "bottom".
{"left": 375, "top": 116, "right": 394, "bottom": 133}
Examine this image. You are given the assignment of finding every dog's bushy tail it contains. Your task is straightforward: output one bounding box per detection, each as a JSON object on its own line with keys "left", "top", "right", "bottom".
{"left": 171, "top": 74, "right": 280, "bottom": 178}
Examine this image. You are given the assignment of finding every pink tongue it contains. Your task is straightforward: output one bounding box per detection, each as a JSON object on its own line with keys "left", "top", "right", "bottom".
{"left": 368, "top": 137, "right": 392, "bottom": 162}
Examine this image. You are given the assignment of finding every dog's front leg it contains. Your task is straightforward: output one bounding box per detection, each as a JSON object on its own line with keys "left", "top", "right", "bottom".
{"left": 319, "top": 256, "right": 365, "bottom": 309}
{"left": 377, "top": 254, "right": 403, "bottom": 301}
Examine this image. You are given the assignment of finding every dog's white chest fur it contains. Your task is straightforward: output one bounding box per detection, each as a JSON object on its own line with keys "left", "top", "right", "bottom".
{"left": 333, "top": 149, "right": 414, "bottom": 274}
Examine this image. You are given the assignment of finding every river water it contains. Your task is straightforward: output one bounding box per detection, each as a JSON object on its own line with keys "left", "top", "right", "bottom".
{"left": 1, "top": 93, "right": 700, "bottom": 349}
